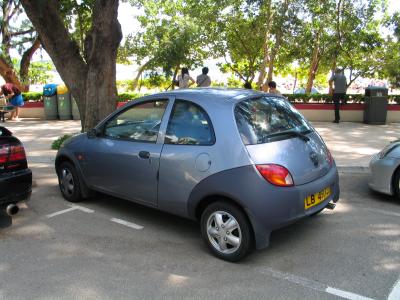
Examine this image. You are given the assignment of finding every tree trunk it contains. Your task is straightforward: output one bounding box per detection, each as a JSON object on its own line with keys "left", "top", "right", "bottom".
{"left": 132, "top": 61, "right": 151, "bottom": 90}
{"left": 21, "top": 0, "right": 122, "bottom": 132}
{"left": 0, "top": 56, "right": 25, "bottom": 91}
{"left": 266, "top": 33, "right": 282, "bottom": 83}
{"left": 19, "top": 37, "right": 41, "bottom": 92}
{"left": 256, "top": 0, "right": 273, "bottom": 89}
{"left": 306, "top": 30, "right": 321, "bottom": 94}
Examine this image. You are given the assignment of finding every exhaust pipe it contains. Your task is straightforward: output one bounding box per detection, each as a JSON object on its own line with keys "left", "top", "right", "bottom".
{"left": 6, "top": 204, "right": 19, "bottom": 216}
{"left": 326, "top": 202, "right": 336, "bottom": 210}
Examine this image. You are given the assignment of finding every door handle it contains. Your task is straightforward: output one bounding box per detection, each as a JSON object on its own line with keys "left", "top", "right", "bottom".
{"left": 139, "top": 151, "right": 150, "bottom": 159}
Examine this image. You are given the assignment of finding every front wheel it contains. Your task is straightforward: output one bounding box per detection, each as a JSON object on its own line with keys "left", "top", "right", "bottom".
{"left": 57, "top": 161, "right": 83, "bottom": 203}
{"left": 200, "top": 201, "right": 253, "bottom": 262}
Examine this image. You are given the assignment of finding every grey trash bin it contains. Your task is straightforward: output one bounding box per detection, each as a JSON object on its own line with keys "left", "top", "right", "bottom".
{"left": 57, "top": 92, "right": 72, "bottom": 120}
{"left": 43, "top": 95, "right": 58, "bottom": 120}
{"left": 71, "top": 98, "right": 81, "bottom": 120}
{"left": 363, "top": 86, "right": 388, "bottom": 125}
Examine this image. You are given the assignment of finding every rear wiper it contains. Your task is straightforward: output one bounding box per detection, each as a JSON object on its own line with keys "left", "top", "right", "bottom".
{"left": 263, "top": 130, "right": 310, "bottom": 142}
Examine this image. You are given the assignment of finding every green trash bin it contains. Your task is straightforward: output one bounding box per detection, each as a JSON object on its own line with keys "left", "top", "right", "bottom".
{"left": 43, "top": 95, "right": 58, "bottom": 120}
{"left": 71, "top": 98, "right": 81, "bottom": 120}
{"left": 57, "top": 92, "right": 72, "bottom": 120}
{"left": 363, "top": 86, "right": 388, "bottom": 125}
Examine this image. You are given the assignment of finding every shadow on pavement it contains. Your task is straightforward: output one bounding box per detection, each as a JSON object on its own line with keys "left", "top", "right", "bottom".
{"left": 0, "top": 210, "right": 12, "bottom": 228}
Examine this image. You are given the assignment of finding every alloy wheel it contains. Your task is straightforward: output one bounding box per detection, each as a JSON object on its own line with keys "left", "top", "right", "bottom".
{"left": 206, "top": 211, "right": 242, "bottom": 254}
{"left": 60, "top": 168, "right": 74, "bottom": 197}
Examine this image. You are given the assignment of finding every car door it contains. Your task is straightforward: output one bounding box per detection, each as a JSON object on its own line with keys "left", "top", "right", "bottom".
{"left": 82, "top": 99, "right": 170, "bottom": 206}
{"left": 158, "top": 99, "right": 216, "bottom": 216}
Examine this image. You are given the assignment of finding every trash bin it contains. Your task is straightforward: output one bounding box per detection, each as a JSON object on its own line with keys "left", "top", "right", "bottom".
{"left": 363, "top": 86, "right": 388, "bottom": 125}
{"left": 71, "top": 98, "right": 81, "bottom": 120}
{"left": 57, "top": 84, "right": 72, "bottom": 120}
{"left": 43, "top": 84, "right": 58, "bottom": 120}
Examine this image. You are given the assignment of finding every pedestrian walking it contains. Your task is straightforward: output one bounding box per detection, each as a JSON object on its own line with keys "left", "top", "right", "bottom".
{"left": 0, "top": 83, "right": 24, "bottom": 120}
{"left": 196, "top": 67, "right": 211, "bottom": 87}
{"left": 329, "top": 69, "right": 347, "bottom": 123}
{"left": 177, "top": 67, "right": 195, "bottom": 89}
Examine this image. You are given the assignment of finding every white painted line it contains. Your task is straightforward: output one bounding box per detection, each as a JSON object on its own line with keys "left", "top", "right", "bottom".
{"left": 361, "top": 207, "right": 400, "bottom": 218}
{"left": 46, "top": 207, "right": 78, "bottom": 218}
{"left": 46, "top": 205, "right": 94, "bottom": 219}
{"left": 71, "top": 205, "right": 95, "bottom": 214}
{"left": 110, "top": 218, "right": 144, "bottom": 230}
{"left": 388, "top": 277, "right": 400, "bottom": 300}
{"left": 257, "top": 268, "right": 374, "bottom": 300}
{"left": 326, "top": 287, "right": 374, "bottom": 300}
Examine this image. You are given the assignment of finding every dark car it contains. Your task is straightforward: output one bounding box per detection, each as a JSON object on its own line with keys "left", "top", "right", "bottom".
{"left": 0, "top": 126, "right": 32, "bottom": 220}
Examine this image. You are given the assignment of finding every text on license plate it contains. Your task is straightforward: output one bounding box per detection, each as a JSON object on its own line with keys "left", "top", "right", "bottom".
{"left": 304, "top": 187, "right": 331, "bottom": 210}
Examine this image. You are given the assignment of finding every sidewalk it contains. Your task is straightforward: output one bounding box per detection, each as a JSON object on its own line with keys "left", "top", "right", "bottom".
{"left": 3, "top": 119, "right": 400, "bottom": 169}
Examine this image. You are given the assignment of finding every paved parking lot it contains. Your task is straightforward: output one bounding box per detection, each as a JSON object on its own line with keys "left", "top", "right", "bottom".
{"left": 1, "top": 163, "right": 400, "bottom": 299}
{"left": 1, "top": 120, "right": 400, "bottom": 299}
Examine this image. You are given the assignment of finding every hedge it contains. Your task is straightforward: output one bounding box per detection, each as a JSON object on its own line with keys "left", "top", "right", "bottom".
{"left": 21, "top": 91, "right": 400, "bottom": 105}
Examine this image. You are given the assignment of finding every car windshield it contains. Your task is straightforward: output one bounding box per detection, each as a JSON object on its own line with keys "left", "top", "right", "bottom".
{"left": 235, "top": 96, "right": 313, "bottom": 145}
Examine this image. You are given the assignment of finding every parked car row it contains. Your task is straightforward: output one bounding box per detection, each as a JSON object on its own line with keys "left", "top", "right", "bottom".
{"left": 2, "top": 88, "right": 398, "bottom": 262}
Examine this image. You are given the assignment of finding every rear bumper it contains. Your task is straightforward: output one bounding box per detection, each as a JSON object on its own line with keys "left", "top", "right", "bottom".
{"left": 246, "top": 165, "right": 340, "bottom": 249}
{"left": 0, "top": 168, "right": 32, "bottom": 205}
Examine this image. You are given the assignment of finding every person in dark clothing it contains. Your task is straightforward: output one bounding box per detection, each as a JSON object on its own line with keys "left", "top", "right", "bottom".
{"left": 329, "top": 69, "right": 347, "bottom": 123}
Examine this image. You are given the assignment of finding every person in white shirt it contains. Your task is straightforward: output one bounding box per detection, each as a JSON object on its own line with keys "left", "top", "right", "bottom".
{"left": 177, "top": 67, "right": 195, "bottom": 89}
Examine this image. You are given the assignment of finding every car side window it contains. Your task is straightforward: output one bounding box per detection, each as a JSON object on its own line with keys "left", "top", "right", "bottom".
{"left": 104, "top": 100, "right": 168, "bottom": 142}
{"left": 165, "top": 100, "right": 215, "bottom": 145}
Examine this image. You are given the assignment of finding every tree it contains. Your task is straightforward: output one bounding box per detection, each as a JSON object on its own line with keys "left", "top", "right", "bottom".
{"left": 123, "top": 0, "right": 208, "bottom": 90}
{"left": 0, "top": 0, "right": 40, "bottom": 91}
{"left": 21, "top": 0, "right": 122, "bottom": 131}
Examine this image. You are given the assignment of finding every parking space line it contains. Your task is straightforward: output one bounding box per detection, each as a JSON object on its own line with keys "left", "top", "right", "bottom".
{"left": 110, "top": 218, "right": 144, "bottom": 230}
{"left": 388, "top": 277, "right": 400, "bottom": 300}
{"left": 46, "top": 207, "right": 78, "bottom": 218}
{"left": 46, "top": 205, "right": 94, "bottom": 219}
{"left": 257, "top": 267, "right": 374, "bottom": 300}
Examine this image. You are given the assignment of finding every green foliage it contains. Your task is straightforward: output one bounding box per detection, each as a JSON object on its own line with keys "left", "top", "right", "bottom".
{"left": 22, "top": 92, "right": 42, "bottom": 101}
{"left": 117, "top": 92, "right": 145, "bottom": 102}
{"left": 51, "top": 134, "right": 73, "bottom": 150}
{"left": 28, "top": 61, "right": 54, "bottom": 84}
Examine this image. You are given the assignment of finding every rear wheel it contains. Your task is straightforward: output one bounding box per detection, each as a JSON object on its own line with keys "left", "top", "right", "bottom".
{"left": 200, "top": 201, "right": 253, "bottom": 262}
{"left": 57, "top": 161, "right": 83, "bottom": 203}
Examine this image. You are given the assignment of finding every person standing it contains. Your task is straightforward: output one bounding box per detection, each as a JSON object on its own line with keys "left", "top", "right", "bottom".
{"left": 196, "top": 67, "right": 211, "bottom": 87}
{"left": 329, "top": 69, "right": 347, "bottom": 123}
{"left": 177, "top": 67, "right": 195, "bottom": 89}
{"left": 0, "top": 83, "right": 24, "bottom": 120}
{"left": 267, "top": 81, "right": 282, "bottom": 96}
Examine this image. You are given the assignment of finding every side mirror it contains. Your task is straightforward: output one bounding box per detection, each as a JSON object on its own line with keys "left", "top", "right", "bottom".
{"left": 87, "top": 128, "right": 100, "bottom": 139}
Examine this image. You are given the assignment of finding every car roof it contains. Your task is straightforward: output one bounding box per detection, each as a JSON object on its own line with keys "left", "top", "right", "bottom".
{"left": 147, "top": 88, "right": 265, "bottom": 103}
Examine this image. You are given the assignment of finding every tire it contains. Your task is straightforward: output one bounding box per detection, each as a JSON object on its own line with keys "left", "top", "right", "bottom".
{"left": 57, "top": 161, "right": 83, "bottom": 203}
{"left": 393, "top": 168, "right": 400, "bottom": 201}
{"left": 200, "top": 201, "right": 253, "bottom": 262}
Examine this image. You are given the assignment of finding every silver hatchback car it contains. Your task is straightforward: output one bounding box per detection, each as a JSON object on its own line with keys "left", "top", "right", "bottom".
{"left": 56, "top": 89, "right": 340, "bottom": 261}
{"left": 369, "top": 140, "right": 400, "bottom": 199}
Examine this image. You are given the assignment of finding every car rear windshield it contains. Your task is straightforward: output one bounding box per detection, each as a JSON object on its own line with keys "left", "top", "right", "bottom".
{"left": 235, "top": 96, "right": 312, "bottom": 145}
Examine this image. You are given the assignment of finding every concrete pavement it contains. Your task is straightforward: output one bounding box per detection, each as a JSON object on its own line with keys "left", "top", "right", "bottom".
{"left": 2, "top": 119, "right": 400, "bottom": 169}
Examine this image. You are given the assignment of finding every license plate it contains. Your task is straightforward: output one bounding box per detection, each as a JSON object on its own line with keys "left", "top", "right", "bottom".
{"left": 304, "top": 187, "right": 331, "bottom": 210}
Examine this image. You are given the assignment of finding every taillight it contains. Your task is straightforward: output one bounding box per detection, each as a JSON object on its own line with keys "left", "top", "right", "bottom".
{"left": 0, "top": 142, "right": 27, "bottom": 170}
{"left": 326, "top": 148, "right": 334, "bottom": 166}
{"left": 256, "top": 164, "right": 294, "bottom": 187}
